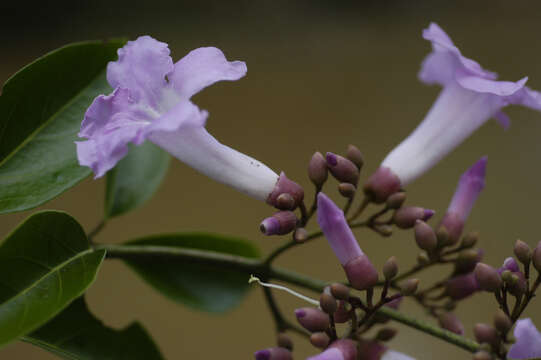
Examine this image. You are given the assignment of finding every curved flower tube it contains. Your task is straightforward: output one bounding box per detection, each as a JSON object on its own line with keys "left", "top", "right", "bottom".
{"left": 77, "top": 36, "right": 302, "bottom": 204}
{"left": 508, "top": 318, "right": 541, "bottom": 359}
{"left": 367, "top": 22, "right": 541, "bottom": 200}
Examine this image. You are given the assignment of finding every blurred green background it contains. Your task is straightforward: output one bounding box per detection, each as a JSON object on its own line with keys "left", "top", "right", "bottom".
{"left": 1, "top": 1, "right": 541, "bottom": 359}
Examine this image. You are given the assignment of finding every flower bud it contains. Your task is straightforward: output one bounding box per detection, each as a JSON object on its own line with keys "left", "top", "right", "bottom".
{"left": 417, "top": 252, "right": 430, "bottom": 265}
{"left": 254, "top": 347, "right": 293, "bottom": 360}
{"left": 363, "top": 167, "right": 402, "bottom": 204}
{"left": 383, "top": 256, "right": 399, "bottom": 280}
{"left": 333, "top": 300, "right": 351, "bottom": 323}
{"left": 295, "top": 308, "right": 329, "bottom": 332}
{"left": 473, "top": 350, "right": 493, "bottom": 360}
{"left": 376, "top": 327, "right": 398, "bottom": 342}
{"left": 533, "top": 241, "right": 541, "bottom": 272}
{"left": 326, "top": 152, "right": 359, "bottom": 185}
{"left": 320, "top": 293, "right": 338, "bottom": 314}
{"left": 474, "top": 263, "right": 502, "bottom": 292}
{"left": 445, "top": 273, "right": 479, "bottom": 300}
{"left": 506, "top": 272, "right": 527, "bottom": 297}
{"left": 386, "top": 192, "right": 407, "bottom": 209}
{"left": 438, "top": 213, "right": 464, "bottom": 246}
{"left": 493, "top": 310, "right": 512, "bottom": 334}
{"left": 267, "top": 172, "right": 304, "bottom": 209}
{"left": 414, "top": 220, "right": 438, "bottom": 252}
{"left": 260, "top": 211, "right": 297, "bottom": 236}
{"left": 310, "top": 332, "right": 330, "bottom": 349}
{"left": 308, "top": 152, "right": 328, "bottom": 187}
{"left": 454, "top": 249, "right": 482, "bottom": 274}
{"left": 344, "top": 254, "right": 380, "bottom": 290}
{"left": 393, "top": 207, "right": 435, "bottom": 229}
{"left": 473, "top": 323, "right": 499, "bottom": 347}
{"left": 275, "top": 193, "right": 295, "bottom": 210}
{"left": 346, "top": 144, "right": 364, "bottom": 170}
{"left": 461, "top": 231, "right": 479, "bottom": 248}
{"left": 438, "top": 312, "right": 464, "bottom": 335}
{"left": 338, "top": 183, "right": 356, "bottom": 198}
{"left": 330, "top": 283, "right": 350, "bottom": 301}
{"left": 400, "top": 279, "right": 419, "bottom": 296}
{"left": 294, "top": 227, "right": 308, "bottom": 242}
{"left": 514, "top": 240, "right": 532, "bottom": 265}
{"left": 277, "top": 333, "right": 293, "bottom": 351}
{"left": 307, "top": 339, "right": 357, "bottom": 360}
{"left": 436, "top": 226, "right": 450, "bottom": 247}
{"left": 500, "top": 257, "right": 520, "bottom": 273}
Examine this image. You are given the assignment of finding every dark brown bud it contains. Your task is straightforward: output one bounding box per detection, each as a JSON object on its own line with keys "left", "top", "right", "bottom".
{"left": 338, "top": 183, "right": 356, "bottom": 198}
{"left": 400, "top": 278, "right": 419, "bottom": 296}
{"left": 533, "top": 241, "right": 541, "bottom": 273}
{"left": 438, "top": 312, "right": 464, "bottom": 335}
{"left": 277, "top": 333, "right": 293, "bottom": 351}
{"left": 514, "top": 240, "right": 532, "bottom": 265}
{"left": 383, "top": 256, "right": 398, "bottom": 280}
{"left": 493, "top": 310, "right": 512, "bottom": 334}
{"left": 310, "top": 332, "right": 330, "bottom": 349}
{"left": 330, "top": 283, "right": 350, "bottom": 301}
{"left": 333, "top": 300, "right": 351, "bottom": 323}
{"left": 474, "top": 263, "right": 502, "bottom": 292}
{"left": 473, "top": 323, "right": 499, "bottom": 347}
{"left": 386, "top": 192, "right": 407, "bottom": 209}
{"left": 414, "top": 220, "right": 438, "bottom": 252}
{"left": 320, "top": 293, "right": 338, "bottom": 314}
{"left": 461, "top": 231, "right": 479, "bottom": 248}
{"left": 326, "top": 152, "right": 359, "bottom": 185}
{"left": 294, "top": 228, "right": 308, "bottom": 242}
{"left": 375, "top": 327, "right": 398, "bottom": 342}
{"left": 393, "top": 207, "right": 435, "bottom": 229}
{"left": 276, "top": 193, "right": 296, "bottom": 210}
{"left": 455, "top": 249, "right": 481, "bottom": 274}
{"left": 473, "top": 350, "right": 493, "bottom": 360}
{"left": 346, "top": 144, "right": 364, "bottom": 170}
{"left": 308, "top": 152, "right": 328, "bottom": 188}
{"left": 436, "top": 226, "right": 450, "bottom": 247}
{"left": 506, "top": 272, "right": 527, "bottom": 297}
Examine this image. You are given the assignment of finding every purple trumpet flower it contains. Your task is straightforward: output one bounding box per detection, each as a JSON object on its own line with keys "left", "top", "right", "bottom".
{"left": 367, "top": 22, "right": 541, "bottom": 199}
{"left": 77, "top": 36, "right": 302, "bottom": 205}
{"left": 357, "top": 341, "right": 416, "bottom": 360}
{"left": 508, "top": 319, "right": 541, "bottom": 359}
{"left": 317, "top": 192, "right": 378, "bottom": 290}
{"left": 439, "top": 157, "right": 487, "bottom": 243}
{"left": 307, "top": 339, "right": 357, "bottom": 360}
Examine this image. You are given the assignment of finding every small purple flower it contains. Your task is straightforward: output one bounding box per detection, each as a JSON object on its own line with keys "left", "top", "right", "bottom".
{"left": 439, "top": 157, "right": 487, "bottom": 243}
{"left": 508, "top": 318, "right": 541, "bottom": 359}
{"left": 317, "top": 192, "right": 378, "bottom": 290}
{"left": 378, "top": 22, "right": 541, "bottom": 187}
{"left": 77, "top": 36, "right": 301, "bottom": 203}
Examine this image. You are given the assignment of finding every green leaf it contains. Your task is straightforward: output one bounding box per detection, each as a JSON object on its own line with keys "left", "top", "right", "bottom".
{"left": 0, "top": 211, "right": 106, "bottom": 348}
{"left": 0, "top": 40, "right": 125, "bottom": 214}
{"left": 105, "top": 142, "right": 170, "bottom": 218}
{"left": 124, "top": 233, "right": 260, "bottom": 313}
{"left": 23, "top": 297, "right": 163, "bottom": 360}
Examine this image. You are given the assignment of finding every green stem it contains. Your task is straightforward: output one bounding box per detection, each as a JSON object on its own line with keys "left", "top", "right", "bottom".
{"left": 98, "top": 243, "right": 481, "bottom": 353}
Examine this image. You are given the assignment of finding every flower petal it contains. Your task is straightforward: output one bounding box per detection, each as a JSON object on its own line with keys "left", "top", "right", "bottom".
{"left": 141, "top": 99, "right": 208, "bottom": 139}
{"left": 77, "top": 87, "right": 152, "bottom": 177}
{"left": 107, "top": 36, "right": 174, "bottom": 108}
{"left": 456, "top": 71, "right": 528, "bottom": 96}
{"left": 508, "top": 318, "right": 541, "bottom": 359}
{"left": 169, "top": 47, "right": 247, "bottom": 98}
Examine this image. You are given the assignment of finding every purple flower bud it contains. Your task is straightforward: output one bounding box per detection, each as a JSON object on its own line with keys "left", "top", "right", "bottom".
{"left": 294, "top": 307, "right": 329, "bottom": 332}
{"left": 363, "top": 167, "right": 402, "bottom": 203}
{"left": 473, "top": 323, "right": 499, "bottom": 347}
{"left": 326, "top": 152, "right": 359, "bottom": 185}
{"left": 267, "top": 172, "right": 304, "bottom": 209}
{"left": 310, "top": 332, "right": 330, "bottom": 349}
{"left": 317, "top": 192, "right": 378, "bottom": 290}
{"left": 533, "top": 241, "right": 541, "bottom": 273}
{"left": 254, "top": 347, "right": 292, "bottom": 360}
{"left": 445, "top": 272, "right": 479, "bottom": 300}
{"left": 260, "top": 211, "right": 297, "bottom": 236}
{"left": 393, "top": 207, "right": 435, "bottom": 229}
{"left": 414, "top": 220, "right": 438, "bottom": 252}
{"left": 308, "top": 152, "right": 328, "bottom": 187}
{"left": 333, "top": 300, "right": 351, "bottom": 323}
{"left": 438, "top": 312, "right": 465, "bottom": 335}
{"left": 474, "top": 263, "right": 502, "bottom": 292}
{"left": 508, "top": 318, "right": 541, "bottom": 359}
{"left": 514, "top": 240, "right": 532, "bottom": 265}
{"left": 454, "top": 248, "right": 483, "bottom": 275}
{"left": 346, "top": 144, "right": 364, "bottom": 169}
{"left": 499, "top": 257, "right": 520, "bottom": 274}
{"left": 439, "top": 157, "right": 487, "bottom": 244}
{"left": 276, "top": 333, "right": 293, "bottom": 351}
{"left": 307, "top": 339, "right": 357, "bottom": 360}
{"left": 358, "top": 340, "right": 415, "bottom": 360}
{"left": 493, "top": 310, "right": 512, "bottom": 334}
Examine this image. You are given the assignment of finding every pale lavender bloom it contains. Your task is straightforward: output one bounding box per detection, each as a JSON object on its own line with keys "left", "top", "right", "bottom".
{"left": 439, "top": 157, "right": 487, "bottom": 242}
{"left": 380, "top": 22, "right": 541, "bottom": 187}
{"left": 317, "top": 192, "right": 378, "bottom": 290}
{"left": 307, "top": 340, "right": 357, "bottom": 360}
{"left": 77, "top": 36, "right": 284, "bottom": 202}
{"left": 508, "top": 319, "right": 541, "bottom": 359}
{"left": 357, "top": 341, "right": 416, "bottom": 360}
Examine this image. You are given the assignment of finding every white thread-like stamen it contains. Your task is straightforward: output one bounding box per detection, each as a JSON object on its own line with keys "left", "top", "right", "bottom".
{"left": 249, "top": 275, "right": 319, "bottom": 306}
